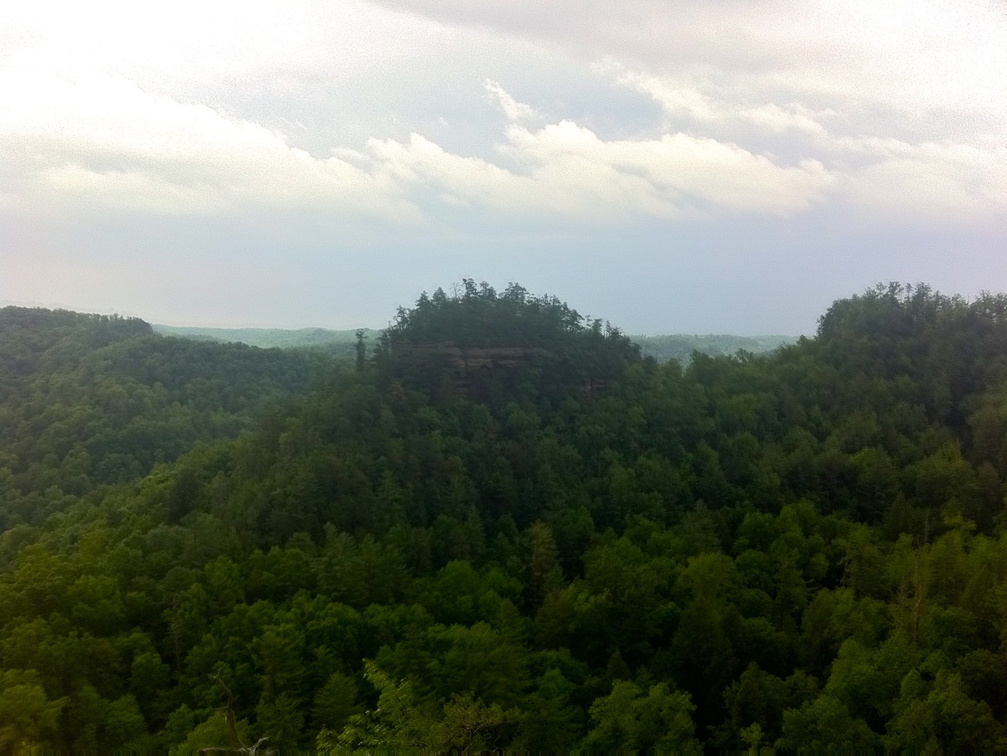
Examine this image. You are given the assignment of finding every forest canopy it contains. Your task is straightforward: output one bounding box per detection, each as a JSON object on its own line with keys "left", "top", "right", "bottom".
{"left": 3, "top": 283, "right": 1007, "bottom": 751}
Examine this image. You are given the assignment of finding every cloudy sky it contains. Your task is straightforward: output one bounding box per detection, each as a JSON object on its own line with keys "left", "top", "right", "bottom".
{"left": 2, "top": 0, "right": 1005, "bottom": 334}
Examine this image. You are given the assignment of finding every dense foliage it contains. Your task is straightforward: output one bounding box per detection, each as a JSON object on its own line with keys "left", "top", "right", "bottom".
{"left": 3, "top": 283, "right": 1007, "bottom": 751}
{"left": 0, "top": 307, "right": 334, "bottom": 529}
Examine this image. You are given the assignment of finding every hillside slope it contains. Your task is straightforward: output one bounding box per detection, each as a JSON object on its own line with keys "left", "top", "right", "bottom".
{"left": 0, "top": 306, "right": 335, "bottom": 526}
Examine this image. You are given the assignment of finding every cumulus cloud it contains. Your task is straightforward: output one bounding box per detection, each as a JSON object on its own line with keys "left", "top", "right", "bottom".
{"left": 354, "top": 113, "right": 834, "bottom": 222}
{"left": 7, "top": 67, "right": 1001, "bottom": 230}
{"left": 0, "top": 70, "right": 418, "bottom": 221}
{"left": 613, "top": 66, "right": 1007, "bottom": 225}
{"left": 1, "top": 66, "right": 834, "bottom": 227}
{"left": 498, "top": 121, "right": 833, "bottom": 217}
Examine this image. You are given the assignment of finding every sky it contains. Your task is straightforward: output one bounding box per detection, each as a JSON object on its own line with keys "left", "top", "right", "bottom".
{"left": 2, "top": 0, "right": 1005, "bottom": 335}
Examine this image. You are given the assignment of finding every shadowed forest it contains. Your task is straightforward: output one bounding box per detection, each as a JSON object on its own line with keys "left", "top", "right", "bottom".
{"left": 3, "top": 281, "right": 1007, "bottom": 751}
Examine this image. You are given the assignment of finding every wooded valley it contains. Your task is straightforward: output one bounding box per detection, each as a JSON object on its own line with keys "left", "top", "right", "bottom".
{"left": 3, "top": 281, "right": 1007, "bottom": 751}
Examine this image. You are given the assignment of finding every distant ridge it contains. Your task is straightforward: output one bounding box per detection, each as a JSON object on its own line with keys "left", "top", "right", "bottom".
{"left": 153, "top": 324, "right": 795, "bottom": 362}
{"left": 633, "top": 333, "right": 795, "bottom": 363}
{"left": 152, "top": 324, "right": 380, "bottom": 351}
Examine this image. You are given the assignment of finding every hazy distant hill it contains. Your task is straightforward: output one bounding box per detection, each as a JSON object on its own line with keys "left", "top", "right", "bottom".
{"left": 152, "top": 324, "right": 381, "bottom": 359}
{"left": 633, "top": 333, "right": 795, "bottom": 363}
{"left": 154, "top": 324, "right": 794, "bottom": 362}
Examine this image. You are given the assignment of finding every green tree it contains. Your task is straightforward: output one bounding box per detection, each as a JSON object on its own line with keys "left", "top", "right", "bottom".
{"left": 885, "top": 669, "right": 1006, "bottom": 750}
{"left": 0, "top": 670, "right": 66, "bottom": 751}
{"left": 581, "top": 680, "right": 701, "bottom": 753}
{"left": 777, "top": 694, "right": 879, "bottom": 751}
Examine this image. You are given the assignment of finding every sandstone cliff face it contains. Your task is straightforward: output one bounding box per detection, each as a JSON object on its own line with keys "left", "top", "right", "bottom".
{"left": 391, "top": 343, "right": 556, "bottom": 370}
{"left": 390, "top": 342, "right": 613, "bottom": 397}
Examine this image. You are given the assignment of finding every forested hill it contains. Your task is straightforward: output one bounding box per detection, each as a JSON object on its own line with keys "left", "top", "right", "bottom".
{"left": 0, "top": 306, "right": 336, "bottom": 528}
{"left": 5, "top": 284, "right": 1007, "bottom": 751}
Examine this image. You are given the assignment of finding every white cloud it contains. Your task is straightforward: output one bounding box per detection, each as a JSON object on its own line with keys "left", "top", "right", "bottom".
{"left": 839, "top": 140, "right": 1007, "bottom": 224}
{"left": 357, "top": 115, "right": 834, "bottom": 222}
{"left": 617, "top": 70, "right": 836, "bottom": 137}
{"left": 738, "top": 104, "right": 834, "bottom": 138}
{"left": 0, "top": 70, "right": 418, "bottom": 221}
{"left": 10, "top": 66, "right": 1001, "bottom": 231}
{"left": 501, "top": 121, "right": 833, "bottom": 217}
{"left": 615, "top": 72, "right": 722, "bottom": 123}
{"left": 615, "top": 67, "right": 1007, "bottom": 225}
{"left": 0, "top": 57, "right": 835, "bottom": 228}
{"left": 483, "top": 79, "right": 539, "bottom": 122}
